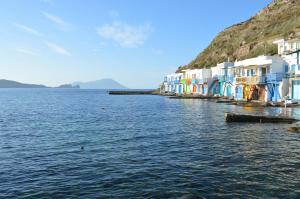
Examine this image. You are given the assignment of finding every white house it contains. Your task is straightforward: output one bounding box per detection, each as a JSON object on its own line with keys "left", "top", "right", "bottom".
{"left": 274, "top": 38, "right": 300, "bottom": 100}
{"left": 189, "top": 69, "right": 212, "bottom": 95}
{"left": 213, "top": 62, "right": 235, "bottom": 97}
{"left": 233, "top": 55, "right": 287, "bottom": 102}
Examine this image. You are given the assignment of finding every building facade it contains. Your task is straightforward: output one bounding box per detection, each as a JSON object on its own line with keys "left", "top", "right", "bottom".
{"left": 233, "top": 56, "right": 286, "bottom": 102}
{"left": 274, "top": 38, "right": 300, "bottom": 100}
{"left": 162, "top": 38, "right": 300, "bottom": 102}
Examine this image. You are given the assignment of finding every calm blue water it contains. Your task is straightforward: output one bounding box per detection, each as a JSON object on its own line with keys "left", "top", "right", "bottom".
{"left": 1, "top": 89, "right": 300, "bottom": 199}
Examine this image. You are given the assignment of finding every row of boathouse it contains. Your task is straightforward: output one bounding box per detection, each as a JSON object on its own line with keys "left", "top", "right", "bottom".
{"left": 161, "top": 38, "right": 300, "bottom": 102}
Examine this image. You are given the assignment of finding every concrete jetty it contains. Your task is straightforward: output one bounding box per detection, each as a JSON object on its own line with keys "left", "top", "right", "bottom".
{"left": 108, "top": 90, "right": 158, "bottom": 95}
{"left": 225, "top": 113, "right": 299, "bottom": 123}
{"left": 168, "top": 95, "right": 220, "bottom": 100}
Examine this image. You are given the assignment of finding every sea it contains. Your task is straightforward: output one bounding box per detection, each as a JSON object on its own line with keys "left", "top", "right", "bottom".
{"left": 0, "top": 89, "right": 300, "bottom": 198}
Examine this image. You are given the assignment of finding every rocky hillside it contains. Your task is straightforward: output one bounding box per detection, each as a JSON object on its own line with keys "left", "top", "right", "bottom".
{"left": 178, "top": 0, "right": 300, "bottom": 71}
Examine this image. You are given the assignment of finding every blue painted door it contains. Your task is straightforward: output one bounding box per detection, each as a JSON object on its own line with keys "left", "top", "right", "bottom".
{"left": 213, "top": 83, "right": 219, "bottom": 95}
{"left": 285, "top": 65, "right": 289, "bottom": 73}
{"left": 292, "top": 64, "right": 296, "bottom": 72}
{"left": 179, "top": 85, "right": 183, "bottom": 93}
{"left": 292, "top": 80, "right": 300, "bottom": 100}
{"left": 267, "top": 84, "right": 274, "bottom": 101}
{"left": 236, "top": 86, "right": 243, "bottom": 99}
{"left": 268, "top": 84, "right": 277, "bottom": 102}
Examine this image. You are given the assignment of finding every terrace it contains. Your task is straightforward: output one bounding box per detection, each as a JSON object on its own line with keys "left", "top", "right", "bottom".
{"left": 235, "top": 76, "right": 266, "bottom": 84}
{"left": 218, "top": 75, "right": 234, "bottom": 82}
{"left": 266, "top": 73, "right": 284, "bottom": 83}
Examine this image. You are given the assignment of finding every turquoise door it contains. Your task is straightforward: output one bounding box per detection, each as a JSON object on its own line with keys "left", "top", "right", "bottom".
{"left": 203, "top": 85, "right": 207, "bottom": 94}
{"left": 226, "top": 86, "right": 232, "bottom": 97}
{"left": 197, "top": 85, "right": 201, "bottom": 93}
{"left": 219, "top": 82, "right": 224, "bottom": 95}
{"left": 292, "top": 80, "right": 300, "bottom": 100}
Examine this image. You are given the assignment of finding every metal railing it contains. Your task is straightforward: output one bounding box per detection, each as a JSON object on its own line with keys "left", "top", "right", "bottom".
{"left": 180, "top": 78, "right": 192, "bottom": 85}
{"left": 198, "top": 78, "right": 209, "bottom": 84}
{"left": 174, "top": 79, "right": 181, "bottom": 84}
{"left": 191, "top": 78, "right": 199, "bottom": 84}
{"left": 218, "top": 75, "right": 234, "bottom": 82}
{"left": 266, "top": 73, "right": 284, "bottom": 82}
{"left": 235, "top": 76, "right": 266, "bottom": 84}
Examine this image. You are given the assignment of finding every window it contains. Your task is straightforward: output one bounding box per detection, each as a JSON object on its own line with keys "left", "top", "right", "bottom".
{"left": 247, "top": 69, "right": 250, "bottom": 77}
{"left": 285, "top": 65, "right": 289, "bottom": 73}
{"left": 297, "top": 42, "right": 300, "bottom": 50}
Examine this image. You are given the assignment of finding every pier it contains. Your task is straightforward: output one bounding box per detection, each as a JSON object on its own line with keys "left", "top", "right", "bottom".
{"left": 108, "top": 90, "right": 158, "bottom": 95}
{"left": 225, "top": 113, "right": 299, "bottom": 123}
{"left": 168, "top": 95, "right": 220, "bottom": 99}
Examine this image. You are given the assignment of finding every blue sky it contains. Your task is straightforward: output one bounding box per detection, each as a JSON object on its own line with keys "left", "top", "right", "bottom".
{"left": 0, "top": 0, "right": 271, "bottom": 88}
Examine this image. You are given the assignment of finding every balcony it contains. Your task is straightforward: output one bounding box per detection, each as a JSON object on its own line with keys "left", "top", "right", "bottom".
{"left": 235, "top": 76, "right": 266, "bottom": 84}
{"left": 181, "top": 78, "right": 191, "bottom": 85}
{"left": 218, "top": 75, "right": 225, "bottom": 82}
{"left": 283, "top": 48, "right": 300, "bottom": 55}
{"left": 191, "top": 78, "right": 199, "bottom": 84}
{"left": 174, "top": 79, "right": 180, "bottom": 84}
{"left": 198, "top": 78, "right": 209, "bottom": 84}
{"left": 225, "top": 75, "right": 234, "bottom": 82}
{"left": 266, "top": 73, "right": 284, "bottom": 83}
{"left": 218, "top": 75, "right": 234, "bottom": 82}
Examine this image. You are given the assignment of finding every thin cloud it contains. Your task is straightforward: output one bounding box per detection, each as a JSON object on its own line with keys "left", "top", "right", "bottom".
{"left": 42, "top": 11, "right": 71, "bottom": 31}
{"left": 45, "top": 41, "right": 71, "bottom": 56}
{"left": 13, "top": 23, "right": 42, "bottom": 36}
{"left": 96, "top": 21, "right": 154, "bottom": 48}
{"left": 16, "top": 48, "right": 39, "bottom": 56}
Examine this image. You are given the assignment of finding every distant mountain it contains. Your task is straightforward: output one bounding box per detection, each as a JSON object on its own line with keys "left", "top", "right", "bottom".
{"left": 72, "top": 78, "right": 127, "bottom": 89}
{"left": 0, "top": 79, "right": 47, "bottom": 88}
{"left": 57, "top": 84, "right": 80, "bottom": 89}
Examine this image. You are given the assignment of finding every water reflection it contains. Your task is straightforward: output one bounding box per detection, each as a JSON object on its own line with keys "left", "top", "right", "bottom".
{"left": 0, "top": 91, "right": 300, "bottom": 198}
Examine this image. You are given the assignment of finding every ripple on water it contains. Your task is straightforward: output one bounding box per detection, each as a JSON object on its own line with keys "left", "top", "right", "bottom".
{"left": 0, "top": 89, "right": 300, "bottom": 198}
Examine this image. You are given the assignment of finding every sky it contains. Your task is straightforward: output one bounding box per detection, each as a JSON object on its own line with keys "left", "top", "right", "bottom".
{"left": 0, "top": 0, "right": 272, "bottom": 88}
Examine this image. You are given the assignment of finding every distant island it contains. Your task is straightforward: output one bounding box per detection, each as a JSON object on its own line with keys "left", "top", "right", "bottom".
{"left": 0, "top": 78, "right": 127, "bottom": 89}
{"left": 57, "top": 84, "right": 80, "bottom": 89}
{"left": 72, "top": 78, "right": 127, "bottom": 89}
{"left": 0, "top": 79, "right": 48, "bottom": 88}
{"left": 0, "top": 79, "right": 79, "bottom": 88}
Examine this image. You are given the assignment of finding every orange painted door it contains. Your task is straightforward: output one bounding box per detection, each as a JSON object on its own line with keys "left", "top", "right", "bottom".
{"left": 193, "top": 85, "right": 197, "bottom": 93}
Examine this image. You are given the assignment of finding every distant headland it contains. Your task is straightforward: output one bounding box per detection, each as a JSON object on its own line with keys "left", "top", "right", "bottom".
{"left": 72, "top": 79, "right": 127, "bottom": 89}
{"left": 0, "top": 79, "right": 127, "bottom": 89}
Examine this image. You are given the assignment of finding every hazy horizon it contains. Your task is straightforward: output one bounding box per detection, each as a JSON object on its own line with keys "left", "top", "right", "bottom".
{"left": 0, "top": 0, "right": 271, "bottom": 88}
